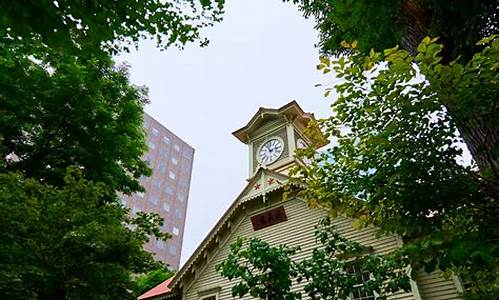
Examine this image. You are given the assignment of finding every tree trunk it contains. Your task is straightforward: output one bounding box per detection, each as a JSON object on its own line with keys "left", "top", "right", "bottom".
{"left": 453, "top": 112, "right": 499, "bottom": 199}
{"left": 400, "top": 0, "right": 430, "bottom": 56}
{"left": 400, "top": 0, "right": 499, "bottom": 199}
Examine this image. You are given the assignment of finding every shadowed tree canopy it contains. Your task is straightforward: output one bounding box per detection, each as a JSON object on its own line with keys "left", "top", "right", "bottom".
{"left": 286, "top": 0, "right": 498, "bottom": 61}
{"left": 0, "top": 169, "right": 170, "bottom": 300}
{"left": 0, "top": 0, "right": 224, "bottom": 55}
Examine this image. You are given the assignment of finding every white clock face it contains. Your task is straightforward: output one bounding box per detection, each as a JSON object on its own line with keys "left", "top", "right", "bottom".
{"left": 296, "top": 138, "right": 312, "bottom": 164}
{"left": 258, "top": 138, "right": 284, "bottom": 165}
{"left": 297, "top": 138, "right": 308, "bottom": 149}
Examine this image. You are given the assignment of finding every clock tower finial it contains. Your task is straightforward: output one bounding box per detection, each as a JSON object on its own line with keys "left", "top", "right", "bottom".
{"left": 232, "top": 101, "right": 327, "bottom": 178}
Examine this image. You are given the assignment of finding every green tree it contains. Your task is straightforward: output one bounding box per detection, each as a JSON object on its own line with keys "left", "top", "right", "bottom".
{"left": 298, "top": 218, "right": 411, "bottom": 300}
{"left": 286, "top": 0, "right": 499, "bottom": 200}
{"left": 216, "top": 237, "right": 302, "bottom": 300}
{"left": 134, "top": 267, "right": 175, "bottom": 297}
{"left": 0, "top": 168, "right": 170, "bottom": 300}
{"left": 0, "top": 43, "right": 150, "bottom": 196}
{"left": 293, "top": 36, "right": 498, "bottom": 298}
{"left": 286, "top": 0, "right": 497, "bottom": 61}
{"left": 0, "top": 0, "right": 224, "bottom": 55}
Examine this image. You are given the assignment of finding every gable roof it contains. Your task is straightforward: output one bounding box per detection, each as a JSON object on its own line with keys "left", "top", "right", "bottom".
{"left": 138, "top": 278, "right": 173, "bottom": 300}
{"left": 166, "top": 167, "right": 291, "bottom": 292}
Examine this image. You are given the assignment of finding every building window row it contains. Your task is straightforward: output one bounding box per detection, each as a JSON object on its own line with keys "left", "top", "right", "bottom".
{"left": 152, "top": 128, "right": 159, "bottom": 136}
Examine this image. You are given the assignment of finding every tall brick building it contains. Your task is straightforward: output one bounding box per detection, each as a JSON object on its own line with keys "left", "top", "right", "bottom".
{"left": 121, "top": 113, "right": 194, "bottom": 269}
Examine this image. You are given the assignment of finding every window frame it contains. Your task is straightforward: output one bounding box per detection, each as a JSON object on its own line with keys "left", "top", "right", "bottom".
{"left": 344, "top": 262, "right": 378, "bottom": 300}
{"left": 200, "top": 294, "right": 217, "bottom": 300}
{"left": 198, "top": 287, "right": 221, "bottom": 300}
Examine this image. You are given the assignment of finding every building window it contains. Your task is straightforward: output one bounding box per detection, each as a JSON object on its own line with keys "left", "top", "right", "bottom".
{"left": 132, "top": 206, "right": 140, "bottom": 215}
{"left": 174, "top": 144, "right": 180, "bottom": 152}
{"left": 163, "top": 136, "right": 171, "bottom": 144}
{"left": 149, "top": 195, "right": 159, "bottom": 205}
{"left": 178, "top": 177, "right": 188, "bottom": 187}
{"left": 172, "top": 227, "right": 179, "bottom": 236}
{"left": 152, "top": 128, "right": 159, "bottom": 136}
{"left": 156, "top": 240, "right": 165, "bottom": 249}
{"left": 120, "top": 198, "right": 127, "bottom": 207}
{"left": 180, "top": 159, "right": 191, "bottom": 174}
{"left": 200, "top": 294, "right": 217, "bottom": 300}
{"left": 169, "top": 244, "right": 177, "bottom": 255}
{"left": 164, "top": 185, "right": 175, "bottom": 195}
{"left": 136, "top": 192, "right": 144, "bottom": 198}
{"left": 177, "top": 192, "right": 185, "bottom": 202}
{"left": 169, "top": 170, "right": 176, "bottom": 180}
{"left": 182, "top": 148, "right": 194, "bottom": 158}
{"left": 158, "top": 163, "right": 166, "bottom": 173}
{"left": 174, "top": 208, "right": 182, "bottom": 219}
{"left": 171, "top": 157, "right": 178, "bottom": 165}
{"left": 345, "top": 263, "right": 376, "bottom": 300}
{"left": 162, "top": 203, "right": 171, "bottom": 212}
{"left": 148, "top": 141, "right": 156, "bottom": 149}
{"left": 153, "top": 179, "right": 162, "bottom": 189}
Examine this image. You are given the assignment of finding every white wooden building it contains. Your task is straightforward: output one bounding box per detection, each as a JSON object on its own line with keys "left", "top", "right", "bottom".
{"left": 139, "top": 101, "right": 464, "bottom": 300}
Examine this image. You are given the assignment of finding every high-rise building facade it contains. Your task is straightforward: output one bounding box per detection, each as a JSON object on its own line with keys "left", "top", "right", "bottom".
{"left": 121, "top": 113, "right": 194, "bottom": 269}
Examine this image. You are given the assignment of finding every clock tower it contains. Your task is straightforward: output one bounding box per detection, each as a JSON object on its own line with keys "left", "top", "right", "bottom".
{"left": 232, "top": 101, "right": 327, "bottom": 177}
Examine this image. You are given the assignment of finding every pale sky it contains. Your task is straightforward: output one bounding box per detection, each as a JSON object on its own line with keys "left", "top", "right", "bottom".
{"left": 116, "top": 0, "right": 333, "bottom": 266}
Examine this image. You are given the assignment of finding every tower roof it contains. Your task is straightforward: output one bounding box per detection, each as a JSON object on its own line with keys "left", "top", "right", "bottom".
{"left": 232, "top": 101, "right": 315, "bottom": 144}
{"left": 232, "top": 101, "right": 327, "bottom": 148}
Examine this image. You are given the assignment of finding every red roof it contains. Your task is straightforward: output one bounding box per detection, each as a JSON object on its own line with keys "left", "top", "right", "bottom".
{"left": 138, "top": 278, "right": 173, "bottom": 300}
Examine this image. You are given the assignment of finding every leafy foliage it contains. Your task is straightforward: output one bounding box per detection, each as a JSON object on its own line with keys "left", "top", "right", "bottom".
{"left": 0, "top": 168, "right": 169, "bottom": 300}
{"left": 285, "top": 0, "right": 497, "bottom": 60}
{"left": 298, "top": 218, "right": 411, "bottom": 300}
{"left": 216, "top": 237, "right": 302, "bottom": 300}
{"left": 217, "top": 218, "right": 411, "bottom": 300}
{"left": 287, "top": 0, "right": 499, "bottom": 200}
{"left": 415, "top": 35, "right": 499, "bottom": 193}
{"left": 0, "top": 0, "right": 224, "bottom": 55}
{"left": 134, "top": 267, "right": 175, "bottom": 297}
{"left": 0, "top": 40, "right": 150, "bottom": 196}
{"left": 292, "top": 36, "right": 498, "bottom": 297}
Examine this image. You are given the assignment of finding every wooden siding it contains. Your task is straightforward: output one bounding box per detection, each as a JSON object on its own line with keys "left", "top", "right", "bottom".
{"left": 182, "top": 198, "right": 416, "bottom": 300}
{"left": 415, "top": 269, "right": 461, "bottom": 300}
